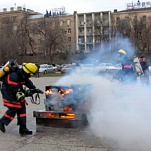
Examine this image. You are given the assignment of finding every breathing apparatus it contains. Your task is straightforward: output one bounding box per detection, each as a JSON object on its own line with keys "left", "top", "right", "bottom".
{"left": 133, "top": 57, "right": 144, "bottom": 76}
{"left": 0, "top": 59, "right": 18, "bottom": 80}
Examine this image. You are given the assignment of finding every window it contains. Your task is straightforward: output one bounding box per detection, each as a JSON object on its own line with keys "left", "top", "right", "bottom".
{"left": 60, "top": 20, "right": 63, "bottom": 26}
{"left": 37, "top": 32, "right": 41, "bottom": 36}
{"left": 80, "top": 21, "right": 84, "bottom": 25}
{"left": 13, "top": 25, "right": 17, "bottom": 30}
{"left": 68, "top": 45, "right": 71, "bottom": 50}
{"left": 67, "top": 29, "right": 71, "bottom": 34}
{"left": 60, "top": 29, "right": 64, "bottom": 33}
{"left": 67, "top": 19, "right": 71, "bottom": 26}
{"left": 60, "top": 29, "right": 67, "bottom": 34}
{"left": 68, "top": 37, "right": 71, "bottom": 42}
{"left": 64, "top": 29, "right": 67, "bottom": 34}
{"left": 79, "top": 29, "right": 83, "bottom": 33}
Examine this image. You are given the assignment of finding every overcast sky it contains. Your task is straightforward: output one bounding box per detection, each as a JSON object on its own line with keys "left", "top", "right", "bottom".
{"left": 0, "top": 0, "right": 137, "bottom": 14}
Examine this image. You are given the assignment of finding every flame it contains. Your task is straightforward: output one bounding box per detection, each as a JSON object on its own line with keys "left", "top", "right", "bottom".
{"left": 60, "top": 113, "right": 75, "bottom": 119}
{"left": 63, "top": 107, "right": 73, "bottom": 112}
{"left": 59, "top": 88, "right": 73, "bottom": 96}
{"left": 45, "top": 89, "right": 52, "bottom": 95}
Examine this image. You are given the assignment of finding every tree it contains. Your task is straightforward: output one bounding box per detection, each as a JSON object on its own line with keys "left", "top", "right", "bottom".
{"left": 0, "top": 16, "right": 18, "bottom": 64}
{"left": 17, "top": 14, "right": 35, "bottom": 56}
{"left": 111, "top": 13, "right": 151, "bottom": 57}
{"left": 34, "top": 17, "right": 67, "bottom": 63}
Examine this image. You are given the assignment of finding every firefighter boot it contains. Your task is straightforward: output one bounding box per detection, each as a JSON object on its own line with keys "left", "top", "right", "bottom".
{"left": 19, "top": 126, "right": 32, "bottom": 136}
{"left": 0, "top": 120, "right": 6, "bottom": 133}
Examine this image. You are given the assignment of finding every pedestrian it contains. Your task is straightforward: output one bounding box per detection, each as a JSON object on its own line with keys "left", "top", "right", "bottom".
{"left": 0, "top": 63, "right": 41, "bottom": 136}
{"left": 139, "top": 56, "right": 150, "bottom": 87}
{"left": 35, "top": 62, "right": 40, "bottom": 78}
{"left": 115, "top": 49, "right": 137, "bottom": 86}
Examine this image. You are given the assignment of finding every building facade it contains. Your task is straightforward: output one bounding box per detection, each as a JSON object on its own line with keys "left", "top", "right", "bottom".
{"left": 0, "top": 5, "right": 151, "bottom": 55}
{"left": 74, "top": 11, "right": 112, "bottom": 53}
{"left": 112, "top": 7, "right": 151, "bottom": 53}
{"left": 28, "top": 13, "right": 76, "bottom": 54}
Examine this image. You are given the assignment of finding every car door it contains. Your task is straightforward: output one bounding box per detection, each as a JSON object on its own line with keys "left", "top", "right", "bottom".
{"left": 47, "top": 65, "right": 52, "bottom": 73}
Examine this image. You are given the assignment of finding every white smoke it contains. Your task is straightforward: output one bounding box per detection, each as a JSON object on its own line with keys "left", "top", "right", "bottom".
{"left": 54, "top": 36, "right": 151, "bottom": 151}
{"left": 89, "top": 76, "right": 151, "bottom": 151}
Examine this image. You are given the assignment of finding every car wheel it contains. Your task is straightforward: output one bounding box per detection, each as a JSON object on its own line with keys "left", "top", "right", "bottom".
{"left": 44, "top": 70, "right": 47, "bottom": 74}
{"left": 106, "top": 69, "right": 109, "bottom": 73}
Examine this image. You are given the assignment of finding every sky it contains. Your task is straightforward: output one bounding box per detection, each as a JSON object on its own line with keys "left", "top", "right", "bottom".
{"left": 0, "top": 0, "right": 136, "bottom": 15}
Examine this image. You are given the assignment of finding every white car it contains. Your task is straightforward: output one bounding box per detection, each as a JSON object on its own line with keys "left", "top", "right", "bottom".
{"left": 76, "top": 64, "right": 95, "bottom": 73}
{"left": 39, "top": 64, "right": 57, "bottom": 74}
{"left": 95, "top": 63, "right": 118, "bottom": 72}
{"left": 115, "top": 63, "right": 122, "bottom": 70}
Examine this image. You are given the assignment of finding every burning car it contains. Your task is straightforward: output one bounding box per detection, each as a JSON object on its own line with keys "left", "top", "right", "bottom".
{"left": 33, "top": 84, "right": 92, "bottom": 128}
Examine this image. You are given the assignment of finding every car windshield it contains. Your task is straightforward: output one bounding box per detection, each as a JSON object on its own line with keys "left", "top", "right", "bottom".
{"left": 40, "top": 65, "right": 47, "bottom": 68}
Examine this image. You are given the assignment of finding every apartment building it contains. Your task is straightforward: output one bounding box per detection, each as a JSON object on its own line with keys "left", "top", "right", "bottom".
{"left": 112, "top": 6, "right": 151, "bottom": 53}
{"left": 0, "top": 6, "right": 40, "bottom": 31}
{"left": 0, "top": 4, "right": 151, "bottom": 55}
{"left": 74, "top": 11, "right": 112, "bottom": 53}
{"left": 28, "top": 13, "right": 76, "bottom": 54}
{"left": 112, "top": 7, "right": 151, "bottom": 28}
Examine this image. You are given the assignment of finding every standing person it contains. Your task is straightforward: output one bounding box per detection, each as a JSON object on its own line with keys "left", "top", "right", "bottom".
{"left": 35, "top": 62, "right": 40, "bottom": 78}
{"left": 115, "top": 49, "right": 137, "bottom": 86}
{"left": 0, "top": 63, "right": 41, "bottom": 136}
{"left": 139, "top": 56, "right": 150, "bottom": 86}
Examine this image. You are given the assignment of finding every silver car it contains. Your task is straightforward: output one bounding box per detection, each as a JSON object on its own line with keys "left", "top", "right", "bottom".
{"left": 39, "top": 64, "right": 57, "bottom": 74}
{"left": 95, "top": 63, "right": 118, "bottom": 72}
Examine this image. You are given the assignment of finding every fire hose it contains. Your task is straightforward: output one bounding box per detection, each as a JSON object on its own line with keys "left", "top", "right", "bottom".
{"left": 25, "top": 89, "right": 44, "bottom": 105}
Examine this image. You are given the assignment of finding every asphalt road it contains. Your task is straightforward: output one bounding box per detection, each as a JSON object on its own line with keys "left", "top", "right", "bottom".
{"left": 0, "top": 77, "right": 122, "bottom": 151}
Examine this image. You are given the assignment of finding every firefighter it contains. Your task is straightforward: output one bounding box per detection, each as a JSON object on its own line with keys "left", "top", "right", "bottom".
{"left": 0, "top": 63, "right": 41, "bottom": 136}
{"left": 115, "top": 49, "right": 137, "bottom": 86}
{"left": 139, "top": 56, "right": 150, "bottom": 86}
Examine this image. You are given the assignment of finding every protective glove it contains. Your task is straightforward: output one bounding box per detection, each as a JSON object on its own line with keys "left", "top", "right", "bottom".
{"left": 16, "top": 92, "right": 25, "bottom": 101}
{"left": 25, "top": 89, "right": 34, "bottom": 97}
{"left": 33, "top": 88, "right": 44, "bottom": 94}
{"left": 25, "top": 89, "right": 43, "bottom": 97}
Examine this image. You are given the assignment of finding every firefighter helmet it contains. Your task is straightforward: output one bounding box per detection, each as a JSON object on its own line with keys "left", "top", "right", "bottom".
{"left": 118, "top": 49, "right": 126, "bottom": 55}
{"left": 22, "top": 63, "right": 38, "bottom": 77}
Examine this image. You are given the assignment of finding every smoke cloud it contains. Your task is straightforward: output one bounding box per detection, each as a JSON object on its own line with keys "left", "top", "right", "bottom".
{"left": 55, "top": 37, "right": 151, "bottom": 151}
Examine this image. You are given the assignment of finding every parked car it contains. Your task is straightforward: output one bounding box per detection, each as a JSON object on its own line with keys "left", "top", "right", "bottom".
{"left": 115, "top": 63, "right": 122, "bottom": 70}
{"left": 95, "top": 63, "right": 119, "bottom": 73}
{"left": 61, "top": 64, "right": 76, "bottom": 74}
{"left": 55, "top": 64, "right": 62, "bottom": 72}
{"left": 79, "top": 64, "right": 95, "bottom": 73}
{"left": 39, "top": 64, "right": 57, "bottom": 74}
